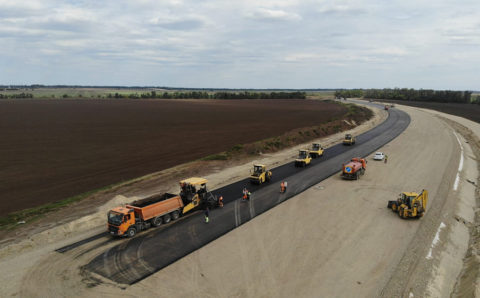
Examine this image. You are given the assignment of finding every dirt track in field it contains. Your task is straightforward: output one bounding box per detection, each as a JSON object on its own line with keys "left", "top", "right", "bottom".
{"left": 0, "top": 99, "right": 349, "bottom": 215}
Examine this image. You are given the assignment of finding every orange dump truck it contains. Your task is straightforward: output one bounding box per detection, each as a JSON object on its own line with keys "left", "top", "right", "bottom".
{"left": 108, "top": 193, "right": 184, "bottom": 237}
{"left": 341, "top": 157, "right": 367, "bottom": 180}
{"left": 107, "top": 177, "right": 219, "bottom": 237}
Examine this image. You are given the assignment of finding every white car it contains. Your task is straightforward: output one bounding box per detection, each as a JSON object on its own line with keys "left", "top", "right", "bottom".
{"left": 373, "top": 152, "right": 385, "bottom": 160}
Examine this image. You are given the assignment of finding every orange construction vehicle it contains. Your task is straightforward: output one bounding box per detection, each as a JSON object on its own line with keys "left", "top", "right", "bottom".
{"left": 107, "top": 193, "right": 183, "bottom": 237}
{"left": 107, "top": 177, "right": 219, "bottom": 237}
{"left": 341, "top": 157, "right": 367, "bottom": 180}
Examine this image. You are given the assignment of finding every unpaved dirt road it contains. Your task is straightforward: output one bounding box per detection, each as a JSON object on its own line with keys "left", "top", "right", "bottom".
{"left": 1, "top": 102, "right": 478, "bottom": 297}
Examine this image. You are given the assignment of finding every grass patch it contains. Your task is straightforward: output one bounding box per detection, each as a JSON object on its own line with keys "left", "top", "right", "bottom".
{"left": 0, "top": 190, "right": 94, "bottom": 230}
{"left": 0, "top": 176, "right": 147, "bottom": 231}
{"left": 201, "top": 153, "right": 229, "bottom": 161}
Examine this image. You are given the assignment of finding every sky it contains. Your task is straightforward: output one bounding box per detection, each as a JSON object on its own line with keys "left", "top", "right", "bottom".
{"left": 1, "top": 0, "right": 479, "bottom": 89}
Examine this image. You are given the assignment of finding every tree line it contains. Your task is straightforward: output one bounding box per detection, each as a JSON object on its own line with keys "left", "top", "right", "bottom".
{"left": 106, "top": 91, "right": 307, "bottom": 100}
{"left": 335, "top": 88, "right": 475, "bottom": 104}
{"left": 0, "top": 93, "right": 34, "bottom": 99}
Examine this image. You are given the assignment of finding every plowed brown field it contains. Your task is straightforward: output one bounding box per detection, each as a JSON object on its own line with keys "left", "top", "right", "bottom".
{"left": 0, "top": 99, "right": 348, "bottom": 215}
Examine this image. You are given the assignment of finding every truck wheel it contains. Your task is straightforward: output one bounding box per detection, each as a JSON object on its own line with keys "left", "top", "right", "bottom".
{"left": 163, "top": 214, "right": 171, "bottom": 224}
{"left": 171, "top": 211, "right": 180, "bottom": 220}
{"left": 151, "top": 216, "right": 162, "bottom": 227}
{"left": 127, "top": 227, "right": 136, "bottom": 238}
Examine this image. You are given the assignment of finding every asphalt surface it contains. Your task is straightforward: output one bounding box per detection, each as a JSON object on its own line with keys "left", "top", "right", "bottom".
{"left": 84, "top": 102, "right": 410, "bottom": 285}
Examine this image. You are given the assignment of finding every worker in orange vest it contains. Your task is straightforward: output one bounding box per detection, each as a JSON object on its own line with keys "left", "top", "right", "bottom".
{"left": 242, "top": 187, "right": 248, "bottom": 201}
{"left": 280, "top": 181, "right": 285, "bottom": 193}
{"left": 218, "top": 196, "right": 224, "bottom": 208}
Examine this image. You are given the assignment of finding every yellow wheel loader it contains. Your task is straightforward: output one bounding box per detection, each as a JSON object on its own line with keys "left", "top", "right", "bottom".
{"left": 388, "top": 189, "right": 428, "bottom": 219}
{"left": 250, "top": 164, "right": 272, "bottom": 184}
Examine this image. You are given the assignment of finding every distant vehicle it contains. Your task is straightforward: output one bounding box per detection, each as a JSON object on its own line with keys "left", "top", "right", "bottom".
{"left": 373, "top": 152, "right": 385, "bottom": 160}
{"left": 390, "top": 104, "right": 395, "bottom": 108}
{"left": 250, "top": 164, "right": 272, "bottom": 184}
{"left": 343, "top": 134, "right": 356, "bottom": 145}
{"left": 310, "top": 143, "right": 324, "bottom": 158}
{"left": 295, "top": 150, "right": 312, "bottom": 167}
{"left": 341, "top": 157, "right": 367, "bottom": 180}
{"left": 388, "top": 189, "right": 428, "bottom": 219}
{"left": 384, "top": 105, "right": 389, "bottom": 110}
{"left": 107, "top": 177, "right": 219, "bottom": 237}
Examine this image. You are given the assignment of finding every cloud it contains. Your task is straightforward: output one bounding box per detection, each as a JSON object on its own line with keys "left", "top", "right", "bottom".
{"left": 247, "top": 8, "right": 301, "bottom": 21}
{"left": 316, "top": 3, "right": 367, "bottom": 15}
{"left": 149, "top": 16, "right": 205, "bottom": 30}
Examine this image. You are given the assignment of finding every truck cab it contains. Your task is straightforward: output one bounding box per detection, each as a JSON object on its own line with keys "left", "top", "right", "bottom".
{"left": 343, "top": 134, "right": 356, "bottom": 145}
{"left": 310, "top": 143, "right": 324, "bottom": 158}
{"left": 107, "top": 207, "right": 137, "bottom": 237}
{"left": 295, "top": 150, "right": 312, "bottom": 167}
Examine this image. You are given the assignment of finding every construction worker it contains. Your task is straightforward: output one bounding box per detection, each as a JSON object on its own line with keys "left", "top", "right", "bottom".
{"left": 384, "top": 154, "right": 388, "bottom": 164}
{"left": 280, "top": 181, "right": 285, "bottom": 193}
{"left": 204, "top": 207, "right": 210, "bottom": 223}
{"left": 247, "top": 191, "right": 251, "bottom": 201}
{"left": 242, "top": 187, "right": 248, "bottom": 201}
{"left": 218, "top": 196, "right": 224, "bottom": 208}
{"left": 284, "top": 181, "right": 288, "bottom": 192}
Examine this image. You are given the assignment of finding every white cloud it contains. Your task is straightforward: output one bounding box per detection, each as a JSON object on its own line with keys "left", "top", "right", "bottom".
{"left": 247, "top": 8, "right": 301, "bottom": 21}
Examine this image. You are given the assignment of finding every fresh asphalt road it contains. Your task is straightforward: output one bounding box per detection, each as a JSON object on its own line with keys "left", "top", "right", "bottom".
{"left": 84, "top": 102, "right": 410, "bottom": 285}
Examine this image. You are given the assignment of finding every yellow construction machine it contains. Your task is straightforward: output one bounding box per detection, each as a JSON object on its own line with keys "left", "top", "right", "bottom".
{"left": 310, "top": 143, "right": 324, "bottom": 158}
{"left": 250, "top": 164, "right": 272, "bottom": 184}
{"left": 388, "top": 189, "right": 428, "bottom": 219}
{"left": 343, "top": 134, "right": 356, "bottom": 145}
{"left": 179, "top": 177, "right": 218, "bottom": 214}
{"left": 295, "top": 150, "right": 312, "bottom": 167}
